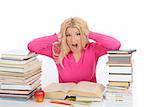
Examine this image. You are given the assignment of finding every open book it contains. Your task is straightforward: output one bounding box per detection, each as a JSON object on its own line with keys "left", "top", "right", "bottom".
{"left": 43, "top": 81, "right": 105, "bottom": 102}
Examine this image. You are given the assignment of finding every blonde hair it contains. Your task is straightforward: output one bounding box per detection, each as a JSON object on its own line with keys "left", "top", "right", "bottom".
{"left": 52, "top": 17, "right": 90, "bottom": 66}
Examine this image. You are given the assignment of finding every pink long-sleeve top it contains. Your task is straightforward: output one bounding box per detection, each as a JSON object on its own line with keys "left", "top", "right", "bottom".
{"left": 28, "top": 32, "right": 121, "bottom": 83}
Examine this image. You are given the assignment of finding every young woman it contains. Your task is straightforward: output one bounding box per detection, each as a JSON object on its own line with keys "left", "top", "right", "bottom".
{"left": 28, "top": 17, "right": 121, "bottom": 83}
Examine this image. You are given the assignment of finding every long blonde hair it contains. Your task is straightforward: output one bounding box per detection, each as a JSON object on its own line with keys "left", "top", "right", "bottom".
{"left": 52, "top": 17, "right": 90, "bottom": 66}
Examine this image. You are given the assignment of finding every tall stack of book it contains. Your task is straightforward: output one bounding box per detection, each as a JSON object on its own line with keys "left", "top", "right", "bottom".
{"left": 105, "top": 49, "right": 136, "bottom": 101}
{"left": 0, "top": 50, "right": 41, "bottom": 99}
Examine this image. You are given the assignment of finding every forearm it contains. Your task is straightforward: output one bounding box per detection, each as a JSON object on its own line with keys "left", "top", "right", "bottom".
{"left": 89, "top": 32, "right": 121, "bottom": 50}
{"left": 28, "top": 33, "right": 58, "bottom": 57}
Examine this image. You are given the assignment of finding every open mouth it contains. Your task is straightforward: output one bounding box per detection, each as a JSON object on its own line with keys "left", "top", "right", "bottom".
{"left": 72, "top": 43, "right": 78, "bottom": 48}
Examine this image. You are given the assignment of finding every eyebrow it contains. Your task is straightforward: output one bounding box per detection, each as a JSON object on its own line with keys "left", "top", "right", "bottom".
{"left": 65, "top": 32, "right": 70, "bottom": 35}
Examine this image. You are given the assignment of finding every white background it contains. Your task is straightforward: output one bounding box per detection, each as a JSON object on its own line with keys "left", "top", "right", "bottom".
{"left": 0, "top": 0, "right": 150, "bottom": 107}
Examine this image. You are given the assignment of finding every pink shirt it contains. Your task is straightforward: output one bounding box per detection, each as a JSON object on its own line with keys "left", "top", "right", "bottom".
{"left": 28, "top": 32, "right": 121, "bottom": 83}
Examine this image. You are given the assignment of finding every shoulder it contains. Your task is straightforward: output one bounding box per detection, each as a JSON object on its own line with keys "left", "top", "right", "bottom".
{"left": 86, "top": 42, "right": 107, "bottom": 55}
{"left": 87, "top": 42, "right": 103, "bottom": 49}
{"left": 84, "top": 42, "right": 105, "bottom": 51}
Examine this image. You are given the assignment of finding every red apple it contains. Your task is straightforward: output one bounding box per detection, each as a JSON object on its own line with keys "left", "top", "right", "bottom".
{"left": 34, "top": 89, "right": 45, "bottom": 102}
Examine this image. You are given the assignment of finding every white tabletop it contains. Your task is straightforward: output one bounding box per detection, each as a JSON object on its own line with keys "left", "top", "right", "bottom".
{"left": 0, "top": 98, "right": 132, "bottom": 107}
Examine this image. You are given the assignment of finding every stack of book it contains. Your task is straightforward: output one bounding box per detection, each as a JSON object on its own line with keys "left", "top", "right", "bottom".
{"left": 0, "top": 50, "right": 41, "bottom": 99}
{"left": 105, "top": 49, "right": 136, "bottom": 101}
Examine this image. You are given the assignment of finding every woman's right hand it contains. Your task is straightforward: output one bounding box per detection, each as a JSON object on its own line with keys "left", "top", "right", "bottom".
{"left": 57, "top": 33, "right": 62, "bottom": 42}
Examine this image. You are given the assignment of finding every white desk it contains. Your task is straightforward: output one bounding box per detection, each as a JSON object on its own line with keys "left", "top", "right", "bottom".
{"left": 0, "top": 98, "right": 132, "bottom": 107}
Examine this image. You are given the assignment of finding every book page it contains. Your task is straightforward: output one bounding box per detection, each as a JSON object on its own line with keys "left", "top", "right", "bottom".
{"left": 2, "top": 50, "right": 30, "bottom": 56}
{"left": 1, "top": 50, "right": 36, "bottom": 60}
{"left": 74, "top": 81, "right": 103, "bottom": 92}
{"left": 69, "top": 81, "right": 105, "bottom": 97}
{"left": 44, "top": 82, "right": 76, "bottom": 93}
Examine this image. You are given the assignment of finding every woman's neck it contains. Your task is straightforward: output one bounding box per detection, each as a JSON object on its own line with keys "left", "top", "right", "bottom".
{"left": 73, "top": 52, "right": 81, "bottom": 63}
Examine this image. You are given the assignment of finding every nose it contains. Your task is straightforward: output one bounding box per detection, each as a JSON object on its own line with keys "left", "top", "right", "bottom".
{"left": 71, "top": 35, "right": 77, "bottom": 42}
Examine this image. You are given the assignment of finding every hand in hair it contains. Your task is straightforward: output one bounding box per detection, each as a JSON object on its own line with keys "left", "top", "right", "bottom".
{"left": 81, "top": 21, "right": 90, "bottom": 36}
{"left": 57, "top": 33, "right": 62, "bottom": 42}
{"left": 52, "top": 41, "right": 61, "bottom": 57}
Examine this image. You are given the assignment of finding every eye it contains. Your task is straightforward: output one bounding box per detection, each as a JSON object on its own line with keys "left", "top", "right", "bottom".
{"left": 66, "top": 34, "right": 71, "bottom": 37}
{"left": 76, "top": 32, "right": 80, "bottom": 36}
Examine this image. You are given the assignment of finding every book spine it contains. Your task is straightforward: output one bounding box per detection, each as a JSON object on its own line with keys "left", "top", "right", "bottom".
{"left": 109, "top": 74, "right": 133, "bottom": 82}
{"left": 0, "top": 79, "right": 40, "bottom": 90}
{"left": 109, "top": 66, "right": 133, "bottom": 74}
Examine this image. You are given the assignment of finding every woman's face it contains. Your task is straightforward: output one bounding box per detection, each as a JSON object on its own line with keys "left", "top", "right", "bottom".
{"left": 66, "top": 27, "right": 82, "bottom": 54}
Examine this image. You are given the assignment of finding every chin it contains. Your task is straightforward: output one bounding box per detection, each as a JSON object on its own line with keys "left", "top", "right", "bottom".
{"left": 72, "top": 50, "right": 81, "bottom": 54}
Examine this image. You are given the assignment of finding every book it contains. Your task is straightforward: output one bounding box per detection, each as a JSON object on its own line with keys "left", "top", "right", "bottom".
{"left": 108, "top": 54, "right": 132, "bottom": 64}
{"left": 108, "top": 81, "right": 130, "bottom": 87}
{"left": 108, "top": 66, "right": 133, "bottom": 74}
{"left": 106, "top": 86, "right": 129, "bottom": 92}
{"left": 109, "top": 74, "right": 133, "bottom": 82}
{"left": 105, "top": 92, "right": 132, "bottom": 101}
{"left": 106, "top": 62, "right": 132, "bottom": 67}
{"left": 75, "top": 96, "right": 103, "bottom": 102}
{"left": 0, "top": 87, "right": 39, "bottom": 99}
{"left": 66, "top": 96, "right": 103, "bottom": 102}
{"left": 106, "top": 88, "right": 130, "bottom": 93}
{"left": 44, "top": 81, "right": 105, "bottom": 101}
{"left": 0, "top": 62, "right": 41, "bottom": 73}
{"left": 0, "top": 93, "right": 32, "bottom": 99}
{"left": 0, "top": 70, "right": 41, "bottom": 79}
{"left": 0, "top": 58, "right": 40, "bottom": 69}
{"left": 0, "top": 79, "right": 40, "bottom": 90}
{"left": 0, "top": 66, "right": 41, "bottom": 77}
{"left": 0, "top": 73, "right": 41, "bottom": 85}
{"left": 107, "top": 49, "right": 136, "bottom": 54}
{"left": 0, "top": 85, "right": 41, "bottom": 95}
{"left": 0, "top": 57, "right": 37, "bottom": 65}
{"left": 1, "top": 50, "right": 37, "bottom": 60}
{"left": 0, "top": 68, "right": 41, "bottom": 80}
